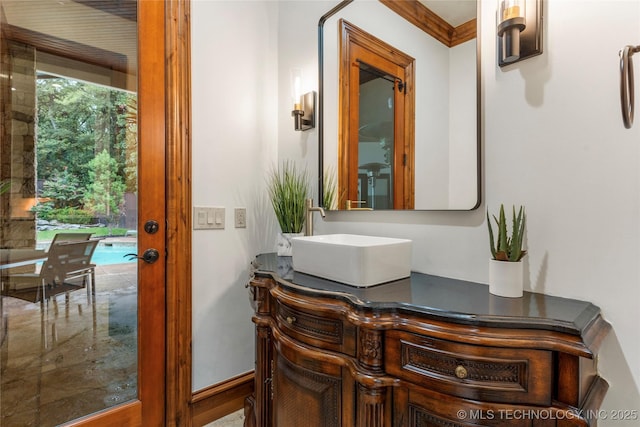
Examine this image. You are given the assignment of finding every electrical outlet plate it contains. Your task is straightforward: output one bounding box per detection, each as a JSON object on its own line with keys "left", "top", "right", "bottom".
{"left": 193, "top": 206, "right": 225, "bottom": 230}
{"left": 234, "top": 208, "right": 247, "bottom": 228}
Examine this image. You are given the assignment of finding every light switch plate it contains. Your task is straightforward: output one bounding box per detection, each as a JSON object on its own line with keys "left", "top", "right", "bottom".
{"left": 234, "top": 208, "right": 247, "bottom": 228}
{"left": 193, "top": 207, "right": 225, "bottom": 230}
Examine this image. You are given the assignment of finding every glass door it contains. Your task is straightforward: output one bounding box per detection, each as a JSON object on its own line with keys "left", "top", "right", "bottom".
{"left": 358, "top": 65, "right": 395, "bottom": 210}
{"left": 0, "top": 1, "right": 165, "bottom": 425}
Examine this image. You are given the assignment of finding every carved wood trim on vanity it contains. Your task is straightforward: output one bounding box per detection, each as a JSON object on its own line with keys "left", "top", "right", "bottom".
{"left": 245, "top": 256, "right": 611, "bottom": 427}
{"left": 359, "top": 329, "right": 384, "bottom": 372}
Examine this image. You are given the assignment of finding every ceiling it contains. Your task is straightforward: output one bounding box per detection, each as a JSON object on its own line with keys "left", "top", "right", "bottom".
{"left": 420, "top": 0, "right": 476, "bottom": 27}
{"left": 0, "top": 0, "right": 475, "bottom": 77}
{"left": 1, "top": 0, "right": 137, "bottom": 75}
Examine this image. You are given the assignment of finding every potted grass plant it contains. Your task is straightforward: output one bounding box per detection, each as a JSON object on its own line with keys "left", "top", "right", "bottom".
{"left": 0, "top": 180, "right": 10, "bottom": 195}
{"left": 322, "top": 167, "right": 337, "bottom": 210}
{"left": 267, "top": 161, "right": 309, "bottom": 256}
{"left": 487, "top": 204, "right": 526, "bottom": 297}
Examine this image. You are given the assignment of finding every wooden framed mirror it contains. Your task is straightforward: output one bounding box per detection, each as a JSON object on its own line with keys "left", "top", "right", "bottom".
{"left": 319, "top": 0, "right": 481, "bottom": 211}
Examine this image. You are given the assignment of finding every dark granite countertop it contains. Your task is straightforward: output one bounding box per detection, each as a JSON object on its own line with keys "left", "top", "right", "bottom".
{"left": 253, "top": 253, "right": 602, "bottom": 336}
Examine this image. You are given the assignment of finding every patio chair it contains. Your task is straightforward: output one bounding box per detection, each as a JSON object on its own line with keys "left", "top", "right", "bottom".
{"left": 48, "top": 232, "right": 93, "bottom": 249}
{"left": 5, "top": 239, "right": 99, "bottom": 303}
{"left": 0, "top": 233, "right": 93, "bottom": 295}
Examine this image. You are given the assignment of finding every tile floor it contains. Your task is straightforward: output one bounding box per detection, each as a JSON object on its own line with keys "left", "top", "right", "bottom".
{"left": 2, "top": 251, "right": 245, "bottom": 427}
{"left": 205, "top": 409, "right": 245, "bottom": 426}
{"left": 1, "top": 262, "right": 138, "bottom": 426}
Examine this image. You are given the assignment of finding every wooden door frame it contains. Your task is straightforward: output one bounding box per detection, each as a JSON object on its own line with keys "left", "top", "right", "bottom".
{"left": 165, "top": 0, "right": 193, "bottom": 426}
{"left": 0, "top": 0, "right": 192, "bottom": 424}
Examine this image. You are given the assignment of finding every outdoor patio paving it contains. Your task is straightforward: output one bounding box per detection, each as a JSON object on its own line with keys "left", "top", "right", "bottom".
{"left": 1, "top": 262, "right": 138, "bottom": 426}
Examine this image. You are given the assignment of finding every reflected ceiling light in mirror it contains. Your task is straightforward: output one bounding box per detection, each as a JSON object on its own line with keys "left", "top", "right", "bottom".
{"left": 497, "top": 0, "right": 543, "bottom": 67}
{"left": 290, "top": 68, "right": 316, "bottom": 131}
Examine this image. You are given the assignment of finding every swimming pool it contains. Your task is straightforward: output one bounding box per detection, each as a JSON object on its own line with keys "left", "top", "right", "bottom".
{"left": 36, "top": 240, "right": 137, "bottom": 265}
{"left": 92, "top": 245, "right": 137, "bottom": 265}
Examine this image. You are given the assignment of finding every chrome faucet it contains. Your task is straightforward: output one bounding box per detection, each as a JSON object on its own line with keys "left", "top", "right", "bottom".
{"left": 304, "top": 198, "right": 326, "bottom": 236}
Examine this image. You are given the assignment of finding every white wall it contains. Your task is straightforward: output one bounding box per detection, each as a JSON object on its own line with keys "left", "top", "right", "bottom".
{"left": 279, "top": 0, "right": 640, "bottom": 424}
{"left": 448, "top": 39, "right": 478, "bottom": 208}
{"left": 277, "top": 2, "right": 322, "bottom": 187}
{"left": 191, "top": 0, "right": 279, "bottom": 390}
{"left": 480, "top": 2, "right": 640, "bottom": 420}
{"left": 192, "top": 1, "right": 640, "bottom": 423}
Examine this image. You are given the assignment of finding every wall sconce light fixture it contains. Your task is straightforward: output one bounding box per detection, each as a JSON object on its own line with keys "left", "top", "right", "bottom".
{"left": 292, "top": 91, "right": 316, "bottom": 131}
{"left": 291, "top": 68, "right": 315, "bottom": 131}
{"left": 497, "top": 0, "right": 543, "bottom": 67}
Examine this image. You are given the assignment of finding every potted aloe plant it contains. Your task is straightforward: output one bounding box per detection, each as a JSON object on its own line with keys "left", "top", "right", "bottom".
{"left": 487, "top": 204, "right": 526, "bottom": 297}
{"left": 267, "top": 161, "right": 309, "bottom": 256}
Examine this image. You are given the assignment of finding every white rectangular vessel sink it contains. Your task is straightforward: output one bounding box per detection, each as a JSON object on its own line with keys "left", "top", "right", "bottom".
{"left": 291, "top": 234, "right": 412, "bottom": 287}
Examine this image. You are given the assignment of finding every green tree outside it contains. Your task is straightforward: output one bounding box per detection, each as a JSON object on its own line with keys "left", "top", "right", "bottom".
{"left": 40, "top": 168, "right": 83, "bottom": 209}
{"left": 84, "top": 149, "right": 126, "bottom": 225}
{"left": 35, "top": 77, "right": 137, "bottom": 226}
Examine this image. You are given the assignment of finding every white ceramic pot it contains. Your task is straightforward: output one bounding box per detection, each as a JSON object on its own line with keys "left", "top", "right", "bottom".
{"left": 489, "top": 259, "right": 523, "bottom": 298}
{"left": 276, "top": 232, "right": 303, "bottom": 257}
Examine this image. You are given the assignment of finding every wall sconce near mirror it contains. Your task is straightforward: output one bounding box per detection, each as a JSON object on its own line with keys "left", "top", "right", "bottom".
{"left": 291, "top": 68, "right": 316, "bottom": 131}
{"left": 497, "top": 0, "right": 542, "bottom": 67}
{"left": 292, "top": 91, "right": 316, "bottom": 131}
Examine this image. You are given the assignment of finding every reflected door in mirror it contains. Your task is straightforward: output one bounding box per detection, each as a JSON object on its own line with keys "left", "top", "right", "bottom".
{"left": 339, "top": 20, "right": 415, "bottom": 210}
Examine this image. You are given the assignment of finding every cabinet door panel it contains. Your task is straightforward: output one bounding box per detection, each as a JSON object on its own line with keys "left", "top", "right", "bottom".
{"left": 273, "top": 347, "right": 355, "bottom": 427}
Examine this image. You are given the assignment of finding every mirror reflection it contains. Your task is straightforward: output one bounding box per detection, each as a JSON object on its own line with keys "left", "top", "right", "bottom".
{"left": 320, "top": 0, "right": 480, "bottom": 211}
{"left": 358, "top": 66, "right": 397, "bottom": 210}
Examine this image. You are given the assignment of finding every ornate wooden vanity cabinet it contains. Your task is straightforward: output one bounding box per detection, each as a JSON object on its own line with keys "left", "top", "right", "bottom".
{"left": 244, "top": 254, "right": 611, "bottom": 427}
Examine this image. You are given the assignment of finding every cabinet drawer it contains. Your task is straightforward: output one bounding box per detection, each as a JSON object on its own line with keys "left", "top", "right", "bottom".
{"left": 275, "top": 301, "right": 356, "bottom": 356}
{"left": 386, "top": 330, "right": 552, "bottom": 405}
{"left": 395, "top": 385, "right": 535, "bottom": 427}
